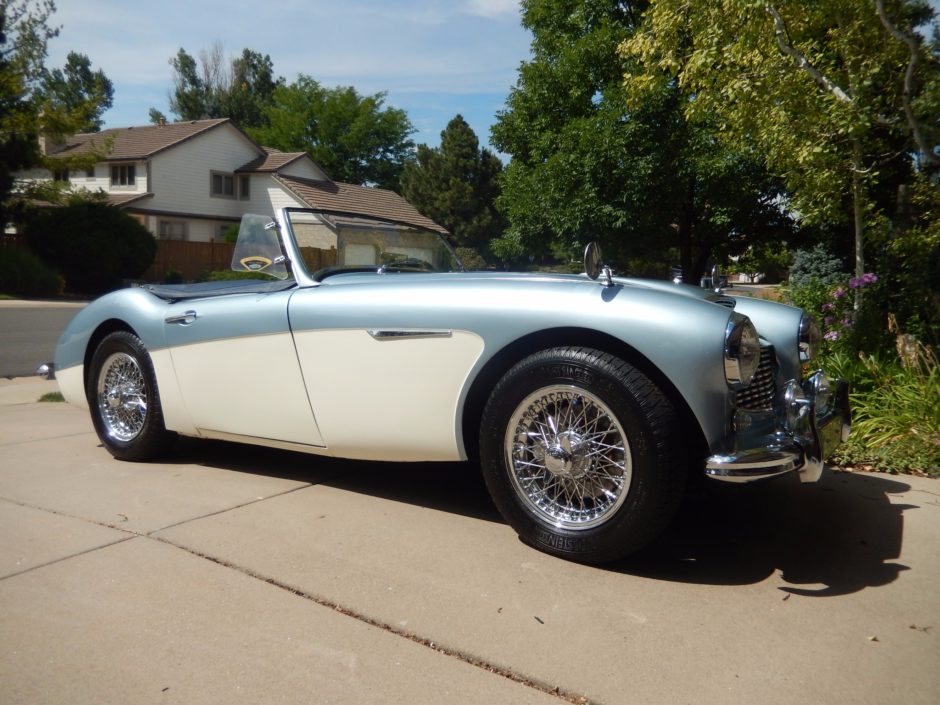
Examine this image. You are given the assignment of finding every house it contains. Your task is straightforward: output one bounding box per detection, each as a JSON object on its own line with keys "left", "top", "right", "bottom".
{"left": 28, "top": 117, "right": 443, "bottom": 242}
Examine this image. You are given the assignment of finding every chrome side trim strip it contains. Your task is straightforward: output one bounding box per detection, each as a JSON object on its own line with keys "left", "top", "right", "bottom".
{"left": 368, "top": 329, "right": 453, "bottom": 340}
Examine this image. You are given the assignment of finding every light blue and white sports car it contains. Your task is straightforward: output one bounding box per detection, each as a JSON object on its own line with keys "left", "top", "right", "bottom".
{"left": 55, "top": 208, "right": 851, "bottom": 563}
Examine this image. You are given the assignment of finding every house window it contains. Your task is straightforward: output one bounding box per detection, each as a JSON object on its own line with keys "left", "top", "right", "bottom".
{"left": 52, "top": 169, "right": 69, "bottom": 182}
{"left": 239, "top": 175, "right": 250, "bottom": 200}
{"left": 211, "top": 171, "right": 235, "bottom": 199}
{"left": 158, "top": 220, "right": 188, "bottom": 241}
{"left": 85, "top": 167, "right": 95, "bottom": 179}
{"left": 111, "top": 164, "right": 136, "bottom": 187}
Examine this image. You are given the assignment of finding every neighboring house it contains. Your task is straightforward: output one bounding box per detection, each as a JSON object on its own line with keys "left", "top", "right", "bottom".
{"left": 24, "top": 117, "right": 443, "bottom": 243}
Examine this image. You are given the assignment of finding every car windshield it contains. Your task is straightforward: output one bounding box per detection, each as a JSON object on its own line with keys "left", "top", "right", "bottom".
{"left": 283, "top": 208, "right": 462, "bottom": 279}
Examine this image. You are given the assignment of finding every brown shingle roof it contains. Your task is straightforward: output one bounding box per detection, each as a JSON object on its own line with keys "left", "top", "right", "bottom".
{"left": 108, "top": 192, "right": 153, "bottom": 207}
{"left": 275, "top": 175, "right": 448, "bottom": 234}
{"left": 49, "top": 118, "right": 238, "bottom": 161}
{"left": 236, "top": 148, "right": 307, "bottom": 173}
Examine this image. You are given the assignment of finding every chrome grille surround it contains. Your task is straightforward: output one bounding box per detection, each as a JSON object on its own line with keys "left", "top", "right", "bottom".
{"left": 734, "top": 346, "right": 777, "bottom": 411}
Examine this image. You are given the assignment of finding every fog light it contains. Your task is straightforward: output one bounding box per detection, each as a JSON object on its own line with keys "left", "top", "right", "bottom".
{"left": 784, "top": 380, "right": 808, "bottom": 431}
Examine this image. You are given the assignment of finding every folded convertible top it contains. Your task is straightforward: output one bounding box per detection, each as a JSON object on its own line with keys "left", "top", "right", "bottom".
{"left": 142, "top": 279, "right": 296, "bottom": 302}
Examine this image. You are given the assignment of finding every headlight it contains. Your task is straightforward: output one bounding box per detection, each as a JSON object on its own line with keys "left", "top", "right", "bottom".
{"left": 724, "top": 315, "right": 761, "bottom": 387}
{"left": 799, "top": 313, "right": 821, "bottom": 362}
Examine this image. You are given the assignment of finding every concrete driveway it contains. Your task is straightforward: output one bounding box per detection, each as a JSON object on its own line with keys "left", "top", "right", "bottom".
{"left": 1, "top": 378, "right": 937, "bottom": 705}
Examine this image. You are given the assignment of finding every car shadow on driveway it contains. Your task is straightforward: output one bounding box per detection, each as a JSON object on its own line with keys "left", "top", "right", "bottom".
{"left": 624, "top": 470, "right": 914, "bottom": 596}
{"left": 164, "top": 438, "right": 912, "bottom": 596}
{"left": 163, "top": 437, "right": 503, "bottom": 524}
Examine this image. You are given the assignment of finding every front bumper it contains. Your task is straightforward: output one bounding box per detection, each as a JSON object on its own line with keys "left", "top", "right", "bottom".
{"left": 705, "top": 373, "right": 851, "bottom": 484}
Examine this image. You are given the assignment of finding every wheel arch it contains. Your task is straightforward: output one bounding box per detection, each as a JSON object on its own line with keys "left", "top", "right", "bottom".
{"left": 459, "top": 327, "right": 707, "bottom": 464}
{"left": 83, "top": 319, "right": 140, "bottom": 393}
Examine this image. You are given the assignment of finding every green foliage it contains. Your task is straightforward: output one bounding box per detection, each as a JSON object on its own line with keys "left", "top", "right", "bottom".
{"left": 879, "top": 176, "right": 940, "bottom": 346}
{"left": 248, "top": 75, "right": 414, "bottom": 191}
{"left": 37, "top": 50, "right": 113, "bottom": 132}
{"left": 400, "top": 115, "right": 504, "bottom": 254}
{"left": 492, "top": 0, "right": 793, "bottom": 274}
{"left": 220, "top": 224, "right": 240, "bottom": 244}
{"left": 1, "top": 1, "right": 112, "bottom": 226}
{"left": 24, "top": 201, "right": 156, "bottom": 294}
{"left": 38, "top": 390, "right": 63, "bottom": 402}
{"left": 162, "top": 268, "right": 183, "bottom": 285}
{"left": 621, "top": 0, "right": 939, "bottom": 293}
{"left": 0, "top": 245, "right": 63, "bottom": 297}
{"left": 163, "top": 45, "right": 281, "bottom": 130}
{"left": 736, "top": 242, "right": 791, "bottom": 283}
{"left": 788, "top": 243, "right": 846, "bottom": 287}
{"left": 824, "top": 350, "right": 940, "bottom": 475}
{"left": 201, "top": 269, "right": 270, "bottom": 281}
{"left": 785, "top": 268, "right": 885, "bottom": 356}
{"left": 454, "top": 247, "right": 489, "bottom": 271}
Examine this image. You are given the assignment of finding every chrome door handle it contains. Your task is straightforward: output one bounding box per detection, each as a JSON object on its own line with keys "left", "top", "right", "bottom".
{"left": 164, "top": 310, "right": 197, "bottom": 325}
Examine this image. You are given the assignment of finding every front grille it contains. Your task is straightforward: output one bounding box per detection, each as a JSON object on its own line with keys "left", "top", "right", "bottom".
{"left": 735, "top": 346, "right": 777, "bottom": 411}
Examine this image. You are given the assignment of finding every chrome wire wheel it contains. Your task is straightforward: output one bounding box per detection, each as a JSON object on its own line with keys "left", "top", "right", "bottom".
{"left": 505, "top": 384, "right": 632, "bottom": 530}
{"left": 96, "top": 352, "right": 148, "bottom": 442}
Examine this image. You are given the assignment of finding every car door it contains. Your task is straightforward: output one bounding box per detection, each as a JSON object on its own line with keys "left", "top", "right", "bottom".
{"left": 163, "top": 289, "right": 324, "bottom": 446}
{"left": 286, "top": 283, "right": 485, "bottom": 462}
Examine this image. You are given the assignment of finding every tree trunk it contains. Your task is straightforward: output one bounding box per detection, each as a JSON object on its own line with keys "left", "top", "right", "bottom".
{"left": 851, "top": 139, "right": 865, "bottom": 311}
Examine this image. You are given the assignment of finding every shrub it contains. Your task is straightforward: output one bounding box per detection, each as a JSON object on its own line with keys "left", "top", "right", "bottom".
{"left": 825, "top": 349, "right": 940, "bottom": 476}
{"left": 24, "top": 202, "right": 156, "bottom": 295}
{"left": 788, "top": 243, "right": 845, "bottom": 287}
{"left": 0, "top": 247, "right": 64, "bottom": 298}
{"left": 201, "top": 269, "right": 271, "bottom": 281}
{"left": 163, "top": 269, "right": 183, "bottom": 284}
{"left": 454, "top": 247, "right": 488, "bottom": 271}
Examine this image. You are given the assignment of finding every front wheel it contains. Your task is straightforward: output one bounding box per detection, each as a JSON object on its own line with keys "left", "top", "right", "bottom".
{"left": 87, "top": 331, "right": 175, "bottom": 461}
{"left": 479, "top": 347, "right": 686, "bottom": 563}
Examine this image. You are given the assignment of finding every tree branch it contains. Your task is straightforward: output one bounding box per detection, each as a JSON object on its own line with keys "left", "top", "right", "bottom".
{"left": 764, "top": 4, "right": 853, "bottom": 104}
{"left": 875, "top": 0, "right": 939, "bottom": 166}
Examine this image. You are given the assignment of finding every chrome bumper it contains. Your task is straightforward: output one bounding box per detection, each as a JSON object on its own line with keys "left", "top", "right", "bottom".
{"left": 705, "top": 374, "right": 851, "bottom": 484}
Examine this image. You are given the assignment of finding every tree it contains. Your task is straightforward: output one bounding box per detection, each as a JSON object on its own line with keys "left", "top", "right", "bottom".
{"left": 621, "top": 0, "right": 939, "bottom": 300}
{"left": 491, "top": 0, "right": 792, "bottom": 276}
{"left": 248, "top": 75, "right": 415, "bottom": 190}
{"left": 161, "top": 44, "right": 281, "bottom": 129}
{"left": 37, "top": 50, "right": 113, "bottom": 131}
{"left": 1, "top": 0, "right": 108, "bottom": 226}
{"left": 400, "top": 115, "right": 505, "bottom": 253}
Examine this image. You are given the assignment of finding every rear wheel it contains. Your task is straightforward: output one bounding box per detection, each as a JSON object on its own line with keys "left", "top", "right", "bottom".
{"left": 87, "top": 331, "right": 175, "bottom": 461}
{"left": 479, "top": 347, "right": 686, "bottom": 563}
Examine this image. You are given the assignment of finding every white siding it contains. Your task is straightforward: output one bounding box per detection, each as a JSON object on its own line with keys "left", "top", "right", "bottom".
{"left": 146, "top": 124, "right": 261, "bottom": 218}
{"left": 281, "top": 158, "right": 328, "bottom": 181}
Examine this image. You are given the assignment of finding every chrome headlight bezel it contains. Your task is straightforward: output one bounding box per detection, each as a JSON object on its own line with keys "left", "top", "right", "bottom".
{"left": 724, "top": 315, "right": 761, "bottom": 388}
{"left": 799, "top": 313, "right": 821, "bottom": 362}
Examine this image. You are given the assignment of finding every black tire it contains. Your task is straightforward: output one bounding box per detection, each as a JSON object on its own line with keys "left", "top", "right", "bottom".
{"left": 86, "top": 331, "right": 176, "bottom": 461}
{"left": 479, "top": 347, "right": 686, "bottom": 563}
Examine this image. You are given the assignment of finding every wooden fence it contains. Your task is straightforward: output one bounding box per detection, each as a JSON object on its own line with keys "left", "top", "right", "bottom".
{"left": 141, "top": 240, "right": 336, "bottom": 283}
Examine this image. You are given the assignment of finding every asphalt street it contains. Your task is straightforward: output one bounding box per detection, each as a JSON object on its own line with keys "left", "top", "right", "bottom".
{"left": 0, "top": 377, "right": 938, "bottom": 705}
{"left": 0, "top": 301, "right": 86, "bottom": 378}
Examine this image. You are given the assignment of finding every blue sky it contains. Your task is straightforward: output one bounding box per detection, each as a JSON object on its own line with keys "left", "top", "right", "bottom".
{"left": 43, "top": 0, "right": 940, "bottom": 154}
{"left": 46, "top": 0, "right": 532, "bottom": 151}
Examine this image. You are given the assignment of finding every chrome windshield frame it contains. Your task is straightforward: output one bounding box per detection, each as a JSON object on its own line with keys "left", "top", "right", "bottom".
{"left": 275, "top": 207, "right": 463, "bottom": 288}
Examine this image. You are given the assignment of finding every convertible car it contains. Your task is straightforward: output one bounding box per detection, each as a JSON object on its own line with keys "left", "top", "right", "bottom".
{"left": 55, "top": 208, "right": 851, "bottom": 563}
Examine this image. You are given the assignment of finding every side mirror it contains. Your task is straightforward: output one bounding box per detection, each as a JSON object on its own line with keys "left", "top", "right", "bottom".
{"left": 584, "top": 242, "right": 613, "bottom": 288}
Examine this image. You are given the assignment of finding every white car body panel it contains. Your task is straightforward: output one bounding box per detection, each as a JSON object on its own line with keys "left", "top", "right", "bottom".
{"left": 168, "top": 333, "right": 324, "bottom": 446}
{"left": 294, "top": 329, "right": 485, "bottom": 461}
